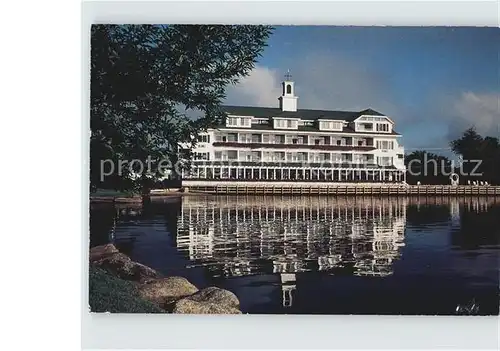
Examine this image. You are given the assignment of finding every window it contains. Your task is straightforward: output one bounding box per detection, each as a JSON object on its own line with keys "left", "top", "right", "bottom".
{"left": 336, "top": 140, "right": 341, "bottom": 146}
{"left": 251, "top": 134, "right": 261, "bottom": 143}
{"left": 197, "top": 135, "right": 210, "bottom": 143}
{"left": 292, "top": 138, "right": 298, "bottom": 144}
{"left": 376, "top": 140, "right": 394, "bottom": 150}
{"left": 251, "top": 151, "right": 260, "bottom": 161}
{"left": 239, "top": 151, "right": 250, "bottom": 161}
{"left": 377, "top": 156, "right": 393, "bottom": 166}
{"left": 240, "top": 133, "right": 252, "bottom": 143}
{"left": 227, "top": 150, "right": 238, "bottom": 160}
{"left": 315, "top": 139, "right": 320, "bottom": 145}
{"left": 376, "top": 123, "right": 389, "bottom": 132}
{"left": 275, "top": 135, "right": 285, "bottom": 144}
{"left": 320, "top": 121, "right": 342, "bottom": 130}
{"left": 286, "top": 84, "right": 292, "bottom": 94}
{"left": 287, "top": 120, "right": 293, "bottom": 128}
{"left": 341, "top": 154, "right": 352, "bottom": 162}
{"left": 360, "top": 116, "right": 387, "bottom": 122}
{"left": 214, "top": 151, "right": 222, "bottom": 160}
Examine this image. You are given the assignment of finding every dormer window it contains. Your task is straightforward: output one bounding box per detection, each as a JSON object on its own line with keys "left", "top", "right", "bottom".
{"left": 376, "top": 123, "right": 390, "bottom": 132}
{"left": 274, "top": 118, "right": 298, "bottom": 129}
{"left": 226, "top": 116, "right": 252, "bottom": 128}
{"left": 319, "top": 120, "right": 343, "bottom": 131}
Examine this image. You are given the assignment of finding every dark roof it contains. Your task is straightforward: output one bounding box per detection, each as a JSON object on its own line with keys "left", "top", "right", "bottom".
{"left": 358, "top": 108, "right": 385, "bottom": 116}
{"left": 221, "top": 105, "right": 385, "bottom": 121}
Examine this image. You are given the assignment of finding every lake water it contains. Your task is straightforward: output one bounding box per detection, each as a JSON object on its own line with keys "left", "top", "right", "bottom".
{"left": 90, "top": 195, "right": 500, "bottom": 315}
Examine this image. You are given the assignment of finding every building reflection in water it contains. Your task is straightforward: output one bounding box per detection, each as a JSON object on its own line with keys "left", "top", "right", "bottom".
{"left": 176, "top": 196, "right": 407, "bottom": 308}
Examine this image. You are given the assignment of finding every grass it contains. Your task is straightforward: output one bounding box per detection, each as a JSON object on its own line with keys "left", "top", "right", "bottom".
{"left": 88, "top": 265, "right": 164, "bottom": 313}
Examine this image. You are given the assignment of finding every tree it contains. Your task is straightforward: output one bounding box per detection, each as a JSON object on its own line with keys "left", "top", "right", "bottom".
{"left": 450, "top": 128, "right": 500, "bottom": 184}
{"left": 90, "top": 25, "right": 273, "bottom": 192}
{"left": 450, "top": 127, "right": 483, "bottom": 162}
{"left": 405, "top": 151, "right": 453, "bottom": 184}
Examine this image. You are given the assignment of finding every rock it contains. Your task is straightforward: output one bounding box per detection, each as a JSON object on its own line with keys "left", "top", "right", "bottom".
{"left": 130, "top": 261, "right": 162, "bottom": 283}
{"left": 138, "top": 277, "right": 199, "bottom": 308}
{"left": 171, "top": 287, "right": 242, "bottom": 314}
{"left": 89, "top": 244, "right": 119, "bottom": 262}
{"left": 184, "top": 287, "right": 240, "bottom": 308}
{"left": 93, "top": 252, "right": 161, "bottom": 283}
{"left": 172, "top": 299, "right": 242, "bottom": 314}
{"left": 93, "top": 252, "right": 134, "bottom": 275}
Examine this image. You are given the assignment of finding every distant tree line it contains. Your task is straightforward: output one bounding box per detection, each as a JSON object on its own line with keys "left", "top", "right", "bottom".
{"left": 405, "top": 128, "right": 500, "bottom": 185}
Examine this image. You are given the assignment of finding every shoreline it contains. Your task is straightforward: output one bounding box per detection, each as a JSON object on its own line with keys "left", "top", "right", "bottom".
{"left": 90, "top": 185, "right": 500, "bottom": 204}
{"left": 89, "top": 191, "right": 209, "bottom": 204}
{"left": 89, "top": 244, "right": 242, "bottom": 314}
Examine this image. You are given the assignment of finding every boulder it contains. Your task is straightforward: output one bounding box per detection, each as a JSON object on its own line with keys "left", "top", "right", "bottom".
{"left": 172, "top": 299, "right": 242, "bottom": 314}
{"left": 130, "top": 261, "right": 162, "bottom": 283}
{"left": 93, "top": 252, "right": 161, "bottom": 283}
{"left": 183, "top": 287, "right": 240, "bottom": 308}
{"left": 138, "top": 277, "right": 199, "bottom": 308}
{"left": 89, "top": 244, "right": 119, "bottom": 262}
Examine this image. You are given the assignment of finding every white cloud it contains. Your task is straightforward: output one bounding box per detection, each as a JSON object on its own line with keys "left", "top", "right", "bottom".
{"left": 450, "top": 92, "right": 500, "bottom": 137}
{"left": 225, "top": 53, "right": 403, "bottom": 120}
{"left": 225, "top": 66, "right": 281, "bottom": 107}
{"left": 224, "top": 55, "right": 499, "bottom": 150}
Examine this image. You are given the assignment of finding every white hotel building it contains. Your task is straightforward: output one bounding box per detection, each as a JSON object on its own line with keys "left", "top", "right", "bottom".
{"left": 182, "top": 75, "right": 406, "bottom": 184}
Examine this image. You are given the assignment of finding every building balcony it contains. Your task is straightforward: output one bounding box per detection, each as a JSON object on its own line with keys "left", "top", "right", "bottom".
{"left": 212, "top": 141, "right": 376, "bottom": 152}
{"left": 191, "top": 160, "right": 393, "bottom": 169}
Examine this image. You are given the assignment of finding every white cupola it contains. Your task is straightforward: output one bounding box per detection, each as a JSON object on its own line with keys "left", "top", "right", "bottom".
{"left": 278, "top": 70, "right": 298, "bottom": 112}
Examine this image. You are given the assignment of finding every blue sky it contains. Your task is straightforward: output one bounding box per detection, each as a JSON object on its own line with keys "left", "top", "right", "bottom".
{"left": 225, "top": 26, "right": 500, "bottom": 155}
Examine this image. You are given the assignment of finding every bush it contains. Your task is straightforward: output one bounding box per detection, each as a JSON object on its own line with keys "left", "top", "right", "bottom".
{"left": 88, "top": 265, "right": 164, "bottom": 313}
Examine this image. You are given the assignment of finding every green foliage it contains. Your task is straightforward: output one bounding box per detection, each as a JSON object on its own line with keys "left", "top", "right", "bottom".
{"left": 90, "top": 25, "right": 273, "bottom": 191}
{"left": 450, "top": 127, "right": 500, "bottom": 184}
{"left": 89, "top": 265, "right": 164, "bottom": 313}
{"left": 405, "top": 128, "right": 500, "bottom": 185}
{"left": 405, "top": 151, "right": 453, "bottom": 184}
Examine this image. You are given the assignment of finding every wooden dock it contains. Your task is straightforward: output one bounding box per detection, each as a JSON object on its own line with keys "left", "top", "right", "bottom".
{"left": 185, "top": 184, "right": 500, "bottom": 196}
